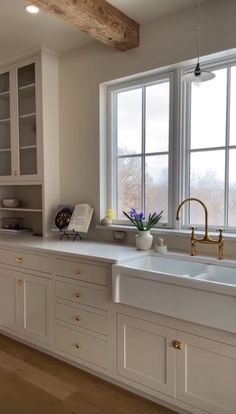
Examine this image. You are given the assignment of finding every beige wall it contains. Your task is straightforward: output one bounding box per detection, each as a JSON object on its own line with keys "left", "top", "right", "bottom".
{"left": 59, "top": 0, "right": 236, "bottom": 253}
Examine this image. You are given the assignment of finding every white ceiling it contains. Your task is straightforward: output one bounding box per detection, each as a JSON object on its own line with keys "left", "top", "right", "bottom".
{"left": 0, "top": 0, "right": 90, "bottom": 63}
{"left": 0, "top": 0, "right": 197, "bottom": 63}
{"left": 109, "top": 0, "right": 196, "bottom": 24}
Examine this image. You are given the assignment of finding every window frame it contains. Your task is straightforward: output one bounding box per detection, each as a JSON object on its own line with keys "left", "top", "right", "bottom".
{"left": 108, "top": 72, "right": 175, "bottom": 228}
{"left": 103, "top": 52, "right": 236, "bottom": 233}
{"left": 181, "top": 57, "right": 236, "bottom": 232}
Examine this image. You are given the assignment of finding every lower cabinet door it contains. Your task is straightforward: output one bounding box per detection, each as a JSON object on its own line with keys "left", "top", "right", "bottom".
{"left": 0, "top": 269, "right": 19, "bottom": 331}
{"left": 21, "top": 274, "right": 52, "bottom": 344}
{"left": 176, "top": 332, "right": 236, "bottom": 414}
{"left": 117, "top": 314, "right": 176, "bottom": 397}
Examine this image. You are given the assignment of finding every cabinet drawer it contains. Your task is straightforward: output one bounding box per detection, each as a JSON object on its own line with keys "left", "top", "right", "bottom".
{"left": 0, "top": 249, "right": 52, "bottom": 274}
{"left": 55, "top": 258, "right": 108, "bottom": 286}
{"left": 55, "top": 324, "right": 109, "bottom": 370}
{"left": 55, "top": 281, "right": 108, "bottom": 309}
{"left": 56, "top": 302, "right": 108, "bottom": 336}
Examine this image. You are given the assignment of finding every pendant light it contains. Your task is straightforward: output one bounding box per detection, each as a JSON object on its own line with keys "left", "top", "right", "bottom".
{"left": 182, "top": 0, "right": 215, "bottom": 84}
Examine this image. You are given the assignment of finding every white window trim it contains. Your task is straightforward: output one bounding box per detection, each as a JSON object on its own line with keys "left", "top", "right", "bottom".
{"left": 181, "top": 57, "right": 236, "bottom": 232}
{"left": 107, "top": 71, "right": 176, "bottom": 228}
{"left": 100, "top": 48, "right": 236, "bottom": 234}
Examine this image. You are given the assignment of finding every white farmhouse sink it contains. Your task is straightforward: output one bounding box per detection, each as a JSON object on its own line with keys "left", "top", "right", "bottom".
{"left": 112, "top": 254, "right": 236, "bottom": 333}
{"left": 195, "top": 265, "right": 236, "bottom": 285}
{"left": 121, "top": 255, "right": 208, "bottom": 277}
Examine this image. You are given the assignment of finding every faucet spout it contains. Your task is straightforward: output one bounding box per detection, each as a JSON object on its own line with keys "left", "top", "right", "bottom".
{"left": 176, "top": 197, "right": 208, "bottom": 239}
{"left": 176, "top": 197, "right": 224, "bottom": 260}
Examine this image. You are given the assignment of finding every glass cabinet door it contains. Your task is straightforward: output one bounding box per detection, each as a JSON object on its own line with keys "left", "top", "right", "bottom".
{"left": 0, "top": 71, "right": 11, "bottom": 176}
{"left": 18, "top": 63, "right": 37, "bottom": 176}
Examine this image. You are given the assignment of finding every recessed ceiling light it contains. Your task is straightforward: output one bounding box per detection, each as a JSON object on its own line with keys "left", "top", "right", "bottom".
{"left": 25, "top": 5, "right": 40, "bottom": 14}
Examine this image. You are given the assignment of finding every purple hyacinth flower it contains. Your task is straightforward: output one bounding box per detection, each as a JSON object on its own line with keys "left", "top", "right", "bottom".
{"left": 138, "top": 212, "right": 145, "bottom": 220}
{"left": 129, "top": 208, "right": 137, "bottom": 218}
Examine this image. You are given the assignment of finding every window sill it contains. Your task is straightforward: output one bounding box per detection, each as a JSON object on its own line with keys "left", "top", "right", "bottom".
{"left": 96, "top": 224, "right": 236, "bottom": 242}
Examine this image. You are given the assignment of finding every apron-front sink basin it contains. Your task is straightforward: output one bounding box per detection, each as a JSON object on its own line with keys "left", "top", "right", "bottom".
{"left": 121, "top": 255, "right": 208, "bottom": 277}
{"left": 195, "top": 265, "right": 236, "bottom": 285}
{"left": 112, "top": 254, "right": 236, "bottom": 333}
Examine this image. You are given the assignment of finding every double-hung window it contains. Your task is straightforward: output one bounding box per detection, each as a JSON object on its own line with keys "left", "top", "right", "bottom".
{"left": 109, "top": 73, "right": 173, "bottom": 226}
{"left": 183, "top": 61, "right": 236, "bottom": 230}
{"left": 107, "top": 55, "right": 236, "bottom": 232}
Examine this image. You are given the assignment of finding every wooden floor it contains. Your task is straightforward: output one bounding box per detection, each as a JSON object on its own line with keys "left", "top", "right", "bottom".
{"left": 0, "top": 334, "right": 178, "bottom": 414}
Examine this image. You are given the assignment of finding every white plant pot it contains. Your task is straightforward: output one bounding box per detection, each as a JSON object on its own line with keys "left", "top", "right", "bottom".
{"left": 135, "top": 230, "right": 153, "bottom": 251}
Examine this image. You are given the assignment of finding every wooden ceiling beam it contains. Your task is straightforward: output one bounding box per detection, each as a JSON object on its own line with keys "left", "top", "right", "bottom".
{"left": 25, "top": 0, "right": 139, "bottom": 51}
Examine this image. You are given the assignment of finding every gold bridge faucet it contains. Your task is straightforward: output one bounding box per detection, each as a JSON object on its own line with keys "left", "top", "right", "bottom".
{"left": 176, "top": 198, "right": 224, "bottom": 260}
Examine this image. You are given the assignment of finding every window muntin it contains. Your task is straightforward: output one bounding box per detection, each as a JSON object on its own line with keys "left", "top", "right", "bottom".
{"left": 110, "top": 75, "right": 172, "bottom": 225}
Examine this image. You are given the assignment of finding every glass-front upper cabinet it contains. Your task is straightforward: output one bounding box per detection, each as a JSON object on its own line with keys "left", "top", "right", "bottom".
{"left": 0, "top": 57, "right": 40, "bottom": 182}
{"left": 18, "top": 63, "right": 37, "bottom": 176}
{"left": 0, "top": 70, "right": 11, "bottom": 177}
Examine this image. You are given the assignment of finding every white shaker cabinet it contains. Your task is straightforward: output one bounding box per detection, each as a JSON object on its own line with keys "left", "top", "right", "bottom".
{"left": 19, "top": 273, "right": 52, "bottom": 344}
{"left": 0, "top": 57, "right": 40, "bottom": 181}
{"left": 0, "top": 67, "right": 12, "bottom": 177}
{"left": 0, "top": 268, "right": 19, "bottom": 331}
{"left": 0, "top": 49, "right": 60, "bottom": 236}
{"left": 54, "top": 256, "right": 112, "bottom": 373}
{"left": 1, "top": 244, "right": 236, "bottom": 414}
{"left": 117, "top": 314, "right": 176, "bottom": 397}
{"left": 117, "top": 311, "right": 236, "bottom": 414}
{"left": 0, "top": 265, "right": 52, "bottom": 345}
{"left": 176, "top": 332, "right": 236, "bottom": 414}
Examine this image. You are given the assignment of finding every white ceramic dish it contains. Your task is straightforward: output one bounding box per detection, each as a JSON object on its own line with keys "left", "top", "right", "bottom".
{"left": 1, "top": 198, "right": 20, "bottom": 208}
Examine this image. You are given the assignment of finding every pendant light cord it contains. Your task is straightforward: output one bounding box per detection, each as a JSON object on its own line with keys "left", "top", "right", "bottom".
{"left": 181, "top": 0, "right": 215, "bottom": 82}
{"left": 197, "top": 0, "right": 200, "bottom": 63}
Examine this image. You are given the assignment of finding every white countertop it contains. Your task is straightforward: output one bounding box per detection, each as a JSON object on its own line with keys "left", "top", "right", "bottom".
{"left": 0, "top": 235, "right": 143, "bottom": 263}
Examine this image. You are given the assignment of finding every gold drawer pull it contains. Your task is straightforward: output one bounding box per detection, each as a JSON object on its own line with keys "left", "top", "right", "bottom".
{"left": 16, "top": 279, "right": 23, "bottom": 286}
{"left": 75, "top": 292, "right": 81, "bottom": 298}
{"left": 75, "top": 315, "right": 80, "bottom": 322}
{"left": 172, "top": 340, "right": 182, "bottom": 350}
{"left": 74, "top": 343, "right": 81, "bottom": 350}
{"left": 16, "top": 257, "right": 23, "bottom": 264}
{"left": 74, "top": 269, "right": 81, "bottom": 275}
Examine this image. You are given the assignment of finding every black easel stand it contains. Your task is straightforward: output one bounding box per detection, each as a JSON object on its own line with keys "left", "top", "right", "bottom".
{"left": 59, "top": 229, "right": 82, "bottom": 241}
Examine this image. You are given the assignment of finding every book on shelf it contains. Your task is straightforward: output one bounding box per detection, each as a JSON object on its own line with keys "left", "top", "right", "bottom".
{"left": 67, "top": 204, "right": 93, "bottom": 233}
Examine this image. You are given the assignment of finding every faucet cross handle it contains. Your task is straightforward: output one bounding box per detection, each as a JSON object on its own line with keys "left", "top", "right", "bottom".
{"left": 191, "top": 226, "right": 196, "bottom": 236}
{"left": 217, "top": 229, "right": 224, "bottom": 260}
{"left": 190, "top": 227, "right": 196, "bottom": 256}
{"left": 217, "top": 228, "right": 224, "bottom": 239}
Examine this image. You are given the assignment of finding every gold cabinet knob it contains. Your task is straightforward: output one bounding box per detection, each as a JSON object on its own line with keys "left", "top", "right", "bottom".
{"left": 75, "top": 292, "right": 81, "bottom": 298}
{"left": 75, "top": 315, "right": 80, "bottom": 322}
{"left": 16, "top": 257, "right": 23, "bottom": 264}
{"left": 74, "top": 343, "right": 80, "bottom": 350}
{"left": 74, "top": 269, "right": 81, "bottom": 275}
{"left": 172, "top": 340, "right": 182, "bottom": 350}
{"left": 13, "top": 170, "right": 18, "bottom": 176}
{"left": 16, "top": 279, "right": 23, "bottom": 286}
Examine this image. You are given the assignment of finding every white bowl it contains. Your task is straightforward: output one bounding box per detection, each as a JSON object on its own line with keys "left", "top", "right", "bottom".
{"left": 1, "top": 198, "right": 20, "bottom": 208}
